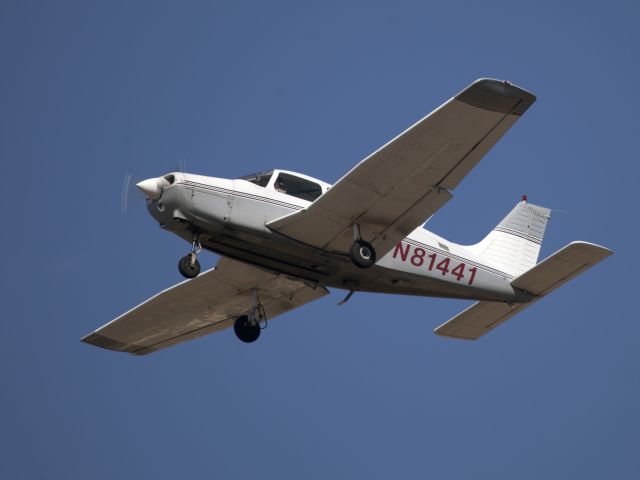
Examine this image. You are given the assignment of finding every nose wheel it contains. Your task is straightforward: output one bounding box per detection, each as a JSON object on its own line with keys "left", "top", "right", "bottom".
{"left": 178, "top": 235, "right": 202, "bottom": 279}
{"left": 178, "top": 253, "right": 201, "bottom": 279}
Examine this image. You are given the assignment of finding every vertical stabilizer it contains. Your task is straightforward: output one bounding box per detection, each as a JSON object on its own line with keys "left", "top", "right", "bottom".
{"left": 466, "top": 200, "right": 551, "bottom": 277}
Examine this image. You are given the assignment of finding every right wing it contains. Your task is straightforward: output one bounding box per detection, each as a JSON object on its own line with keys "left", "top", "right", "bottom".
{"left": 434, "top": 242, "right": 613, "bottom": 340}
{"left": 82, "top": 257, "right": 329, "bottom": 355}
{"left": 268, "top": 78, "right": 536, "bottom": 259}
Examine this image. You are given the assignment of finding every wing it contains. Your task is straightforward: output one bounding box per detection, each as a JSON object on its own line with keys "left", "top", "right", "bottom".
{"left": 434, "top": 242, "right": 612, "bottom": 340}
{"left": 268, "top": 78, "right": 536, "bottom": 258}
{"left": 82, "top": 258, "right": 329, "bottom": 355}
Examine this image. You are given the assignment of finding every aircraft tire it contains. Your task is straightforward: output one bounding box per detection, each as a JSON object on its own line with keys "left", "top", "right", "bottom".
{"left": 349, "top": 240, "right": 376, "bottom": 268}
{"left": 234, "top": 315, "right": 261, "bottom": 343}
{"left": 178, "top": 255, "right": 201, "bottom": 279}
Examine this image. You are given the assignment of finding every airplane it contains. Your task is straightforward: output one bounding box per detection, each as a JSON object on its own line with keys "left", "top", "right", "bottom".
{"left": 82, "top": 78, "right": 612, "bottom": 355}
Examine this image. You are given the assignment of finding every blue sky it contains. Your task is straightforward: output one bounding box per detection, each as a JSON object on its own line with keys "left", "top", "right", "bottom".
{"left": 1, "top": 1, "right": 637, "bottom": 478}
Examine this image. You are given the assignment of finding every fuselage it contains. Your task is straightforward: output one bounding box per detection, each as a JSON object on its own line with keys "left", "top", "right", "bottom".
{"left": 145, "top": 170, "right": 530, "bottom": 303}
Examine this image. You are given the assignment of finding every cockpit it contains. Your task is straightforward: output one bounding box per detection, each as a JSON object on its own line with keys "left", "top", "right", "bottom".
{"left": 238, "top": 169, "right": 329, "bottom": 202}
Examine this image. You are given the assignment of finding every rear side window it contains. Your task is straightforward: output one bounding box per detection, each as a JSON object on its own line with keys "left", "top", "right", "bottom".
{"left": 274, "top": 173, "right": 322, "bottom": 202}
{"left": 240, "top": 171, "right": 273, "bottom": 187}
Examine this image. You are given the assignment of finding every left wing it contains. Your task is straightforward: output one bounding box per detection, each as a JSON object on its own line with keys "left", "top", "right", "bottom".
{"left": 268, "top": 78, "right": 535, "bottom": 259}
{"left": 82, "top": 258, "right": 329, "bottom": 355}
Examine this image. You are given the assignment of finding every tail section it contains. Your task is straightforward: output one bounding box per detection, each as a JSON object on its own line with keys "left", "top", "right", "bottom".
{"left": 466, "top": 199, "right": 551, "bottom": 277}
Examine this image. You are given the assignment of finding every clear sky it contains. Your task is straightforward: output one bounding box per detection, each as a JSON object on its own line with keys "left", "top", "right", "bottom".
{"left": 1, "top": 1, "right": 637, "bottom": 478}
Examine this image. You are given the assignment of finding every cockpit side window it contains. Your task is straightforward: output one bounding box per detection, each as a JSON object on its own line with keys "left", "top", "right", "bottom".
{"left": 274, "top": 173, "right": 322, "bottom": 202}
{"left": 239, "top": 171, "right": 273, "bottom": 187}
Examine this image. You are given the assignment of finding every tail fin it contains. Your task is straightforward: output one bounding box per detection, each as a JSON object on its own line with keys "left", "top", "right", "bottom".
{"left": 466, "top": 199, "right": 551, "bottom": 277}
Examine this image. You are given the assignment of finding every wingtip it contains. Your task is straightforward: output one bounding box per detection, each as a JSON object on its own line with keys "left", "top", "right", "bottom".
{"left": 81, "top": 332, "right": 144, "bottom": 354}
{"left": 456, "top": 78, "right": 536, "bottom": 116}
{"left": 566, "top": 240, "right": 614, "bottom": 257}
{"left": 433, "top": 328, "right": 478, "bottom": 340}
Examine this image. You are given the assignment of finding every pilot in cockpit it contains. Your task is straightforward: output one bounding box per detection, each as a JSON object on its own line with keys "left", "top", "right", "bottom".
{"left": 275, "top": 177, "right": 287, "bottom": 193}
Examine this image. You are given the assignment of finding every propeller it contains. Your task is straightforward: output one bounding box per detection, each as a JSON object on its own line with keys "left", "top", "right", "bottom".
{"left": 121, "top": 173, "right": 146, "bottom": 214}
{"left": 120, "top": 158, "right": 188, "bottom": 215}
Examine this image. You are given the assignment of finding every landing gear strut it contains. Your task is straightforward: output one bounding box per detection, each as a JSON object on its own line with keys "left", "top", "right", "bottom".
{"left": 233, "top": 289, "right": 265, "bottom": 343}
{"left": 349, "top": 224, "right": 376, "bottom": 268}
{"left": 178, "top": 234, "right": 202, "bottom": 279}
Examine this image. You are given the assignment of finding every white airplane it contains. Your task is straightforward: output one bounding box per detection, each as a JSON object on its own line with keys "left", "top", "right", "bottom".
{"left": 82, "top": 78, "right": 612, "bottom": 355}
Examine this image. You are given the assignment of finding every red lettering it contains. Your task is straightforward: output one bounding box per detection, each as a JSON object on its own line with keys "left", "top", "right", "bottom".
{"left": 436, "top": 258, "right": 450, "bottom": 275}
{"left": 468, "top": 267, "right": 477, "bottom": 285}
{"left": 397, "top": 244, "right": 478, "bottom": 285}
{"left": 411, "top": 247, "right": 426, "bottom": 267}
{"left": 392, "top": 242, "right": 410, "bottom": 262}
{"left": 427, "top": 253, "right": 437, "bottom": 271}
{"left": 452, "top": 263, "right": 465, "bottom": 281}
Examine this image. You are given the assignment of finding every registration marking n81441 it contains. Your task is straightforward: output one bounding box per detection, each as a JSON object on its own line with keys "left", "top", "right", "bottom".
{"left": 392, "top": 242, "right": 477, "bottom": 285}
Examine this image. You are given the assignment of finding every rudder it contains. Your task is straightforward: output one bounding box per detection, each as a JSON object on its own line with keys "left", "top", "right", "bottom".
{"left": 466, "top": 199, "right": 551, "bottom": 277}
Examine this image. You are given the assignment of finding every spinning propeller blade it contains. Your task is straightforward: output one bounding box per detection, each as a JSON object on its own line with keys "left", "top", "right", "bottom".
{"left": 120, "top": 157, "right": 187, "bottom": 214}
{"left": 121, "top": 173, "right": 147, "bottom": 214}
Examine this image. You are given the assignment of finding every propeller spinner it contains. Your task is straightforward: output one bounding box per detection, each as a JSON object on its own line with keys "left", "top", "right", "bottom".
{"left": 136, "top": 177, "right": 166, "bottom": 200}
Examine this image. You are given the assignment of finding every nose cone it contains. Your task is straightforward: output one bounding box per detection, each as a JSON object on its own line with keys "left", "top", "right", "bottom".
{"left": 136, "top": 177, "right": 164, "bottom": 200}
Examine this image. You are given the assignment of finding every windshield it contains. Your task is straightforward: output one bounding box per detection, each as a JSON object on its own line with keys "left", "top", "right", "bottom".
{"left": 239, "top": 170, "right": 273, "bottom": 187}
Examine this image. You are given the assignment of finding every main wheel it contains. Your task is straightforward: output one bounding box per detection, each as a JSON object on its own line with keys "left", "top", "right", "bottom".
{"left": 349, "top": 240, "right": 376, "bottom": 268}
{"left": 178, "top": 254, "right": 201, "bottom": 279}
{"left": 234, "top": 315, "right": 261, "bottom": 343}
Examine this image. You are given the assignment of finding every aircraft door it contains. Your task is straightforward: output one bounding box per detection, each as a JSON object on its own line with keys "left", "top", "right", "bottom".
{"left": 228, "top": 179, "right": 271, "bottom": 232}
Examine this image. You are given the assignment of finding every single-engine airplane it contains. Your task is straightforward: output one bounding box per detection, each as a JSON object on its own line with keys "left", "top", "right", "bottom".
{"left": 82, "top": 78, "right": 612, "bottom": 355}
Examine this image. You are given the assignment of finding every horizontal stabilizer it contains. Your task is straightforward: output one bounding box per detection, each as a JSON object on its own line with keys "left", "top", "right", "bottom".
{"left": 510, "top": 241, "right": 612, "bottom": 295}
{"left": 434, "top": 241, "right": 612, "bottom": 340}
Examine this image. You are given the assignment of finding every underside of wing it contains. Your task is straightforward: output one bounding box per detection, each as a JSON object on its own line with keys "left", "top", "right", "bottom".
{"left": 82, "top": 258, "right": 329, "bottom": 355}
{"left": 268, "top": 78, "right": 536, "bottom": 259}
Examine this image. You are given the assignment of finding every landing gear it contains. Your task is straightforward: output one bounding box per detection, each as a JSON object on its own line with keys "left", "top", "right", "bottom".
{"left": 348, "top": 223, "right": 376, "bottom": 269}
{"left": 178, "top": 234, "right": 202, "bottom": 279}
{"left": 233, "top": 289, "right": 266, "bottom": 343}
{"left": 234, "top": 315, "right": 260, "bottom": 343}
{"left": 178, "top": 254, "right": 201, "bottom": 279}
{"left": 349, "top": 240, "right": 376, "bottom": 268}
